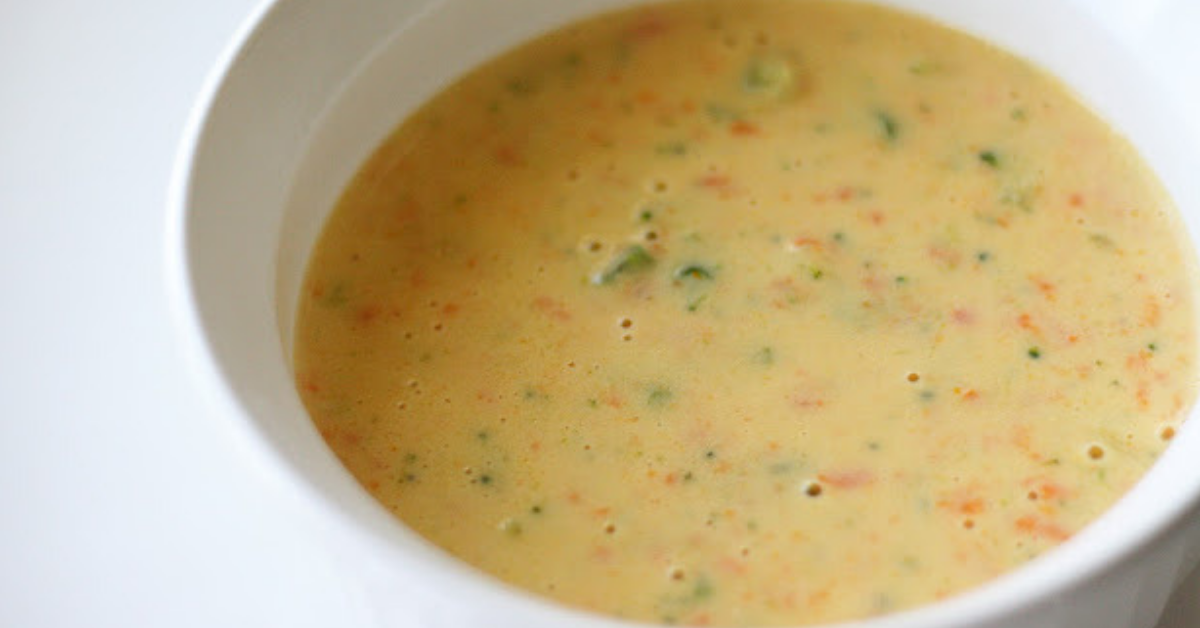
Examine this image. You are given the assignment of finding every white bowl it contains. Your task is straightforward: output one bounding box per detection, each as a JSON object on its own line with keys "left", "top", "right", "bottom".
{"left": 167, "top": 0, "right": 1200, "bottom": 626}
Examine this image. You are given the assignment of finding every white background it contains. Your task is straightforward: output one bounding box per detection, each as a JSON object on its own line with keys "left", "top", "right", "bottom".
{"left": 0, "top": 0, "right": 1197, "bottom": 626}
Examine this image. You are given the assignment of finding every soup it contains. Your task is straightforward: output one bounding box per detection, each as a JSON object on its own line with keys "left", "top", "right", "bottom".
{"left": 293, "top": 1, "right": 1198, "bottom": 625}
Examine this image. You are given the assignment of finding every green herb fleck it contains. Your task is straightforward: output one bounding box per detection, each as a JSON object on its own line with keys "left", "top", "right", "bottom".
{"left": 648, "top": 386, "right": 674, "bottom": 407}
{"left": 767, "top": 461, "right": 795, "bottom": 475}
{"left": 692, "top": 576, "right": 715, "bottom": 601}
{"left": 752, "top": 346, "right": 775, "bottom": 365}
{"left": 705, "top": 103, "right": 741, "bottom": 123}
{"left": 894, "top": 275, "right": 908, "bottom": 284}
{"left": 1028, "top": 347, "right": 1042, "bottom": 359}
{"left": 976, "top": 251, "right": 991, "bottom": 262}
{"left": 908, "top": 60, "right": 939, "bottom": 75}
{"left": 674, "top": 264, "right": 714, "bottom": 281}
{"left": 591, "top": 244, "right": 655, "bottom": 285}
{"left": 1148, "top": 342, "right": 1159, "bottom": 352}
{"left": 479, "top": 474, "right": 493, "bottom": 485}
{"left": 743, "top": 55, "right": 794, "bottom": 96}
{"left": 656, "top": 141, "right": 688, "bottom": 156}
{"left": 979, "top": 150, "right": 1000, "bottom": 168}
{"left": 874, "top": 110, "right": 900, "bottom": 143}
{"left": 1089, "top": 233, "right": 1116, "bottom": 249}
{"left": 686, "top": 294, "right": 709, "bottom": 312}
{"left": 323, "top": 282, "right": 349, "bottom": 307}
{"left": 1000, "top": 183, "right": 1039, "bottom": 212}
{"left": 809, "top": 267, "right": 824, "bottom": 280}
{"left": 499, "top": 518, "right": 522, "bottom": 536}
{"left": 506, "top": 77, "right": 535, "bottom": 96}
{"left": 476, "top": 430, "right": 490, "bottom": 442}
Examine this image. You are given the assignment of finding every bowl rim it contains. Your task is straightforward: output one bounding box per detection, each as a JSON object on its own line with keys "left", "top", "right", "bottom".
{"left": 164, "top": 0, "right": 1200, "bottom": 626}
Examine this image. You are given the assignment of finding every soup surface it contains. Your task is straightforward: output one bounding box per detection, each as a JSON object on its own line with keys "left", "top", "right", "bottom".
{"left": 293, "top": 1, "right": 1198, "bottom": 625}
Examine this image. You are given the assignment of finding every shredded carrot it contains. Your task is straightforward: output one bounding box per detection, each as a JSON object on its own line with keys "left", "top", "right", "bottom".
{"left": 937, "top": 485, "right": 986, "bottom": 514}
{"left": 1021, "top": 476, "right": 1069, "bottom": 501}
{"left": 928, "top": 245, "right": 962, "bottom": 268}
{"left": 356, "top": 304, "right": 382, "bottom": 323}
{"left": 818, "top": 469, "right": 875, "bottom": 489}
{"left": 591, "top": 545, "right": 614, "bottom": 562}
{"left": 1017, "top": 312, "right": 1040, "bottom": 334}
{"left": 1136, "top": 384, "right": 1151, "bottom": 409}
{"left": 627, "top": 14, "right": 668, "bottom": 40}
{"left": 791, "top": 395, "right": 826, "bottom": 410}
{"left": 730, "top": 120, "right": 760, "bottom": 136}
{"left": 1031, "top": 276, "right": 1057, "bottom": 301}
{"left": 1143, "top": 296, "right": 1162, "bottom": 327}
{"left": 635, "top": 89, "right": 660, "bottom": 105}
{"left": 1011, "top": 424, "right": 1042, "bottom": 462}
{"left": 494, "top": 144, "right": 524, "bottom": 166}
{"left": 601, "top": 387, "right": 625, "bottom": 408}
{"left": 1014, "top": 515, "right": 1070, "bottom": 541}
{"left": 295, "top": 370, "right": 323, "bottom": 396}
{"left": 585, "top": 128, "right": 612, "bottom": 146}
{"left": 718, "top": 556, "right": 748, "bottom": 574}
{"left": 532, "top": 296, "right": 572, "bottom": 322}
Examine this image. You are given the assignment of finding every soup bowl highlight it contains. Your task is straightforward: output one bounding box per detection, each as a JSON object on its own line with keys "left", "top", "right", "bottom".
{"left": 168, "top": 0, "right": 1200, "bottom": 626}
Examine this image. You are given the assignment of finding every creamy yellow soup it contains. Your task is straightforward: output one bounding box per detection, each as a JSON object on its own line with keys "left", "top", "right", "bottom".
{"left": 293, "top": 1, "right": 1198, "bottom": 625}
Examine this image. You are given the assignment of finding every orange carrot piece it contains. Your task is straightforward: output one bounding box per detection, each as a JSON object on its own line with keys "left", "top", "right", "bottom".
{"left": 818, "top": 469, "right": 876, "bottom": 489}
{"left": 730, "top": 120, "right": 760, "bottom": 136}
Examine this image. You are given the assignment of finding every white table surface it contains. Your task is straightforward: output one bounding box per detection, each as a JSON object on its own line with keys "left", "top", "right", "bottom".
{"left": 1, "top": 1, "right": 1197, "bottom": 626}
